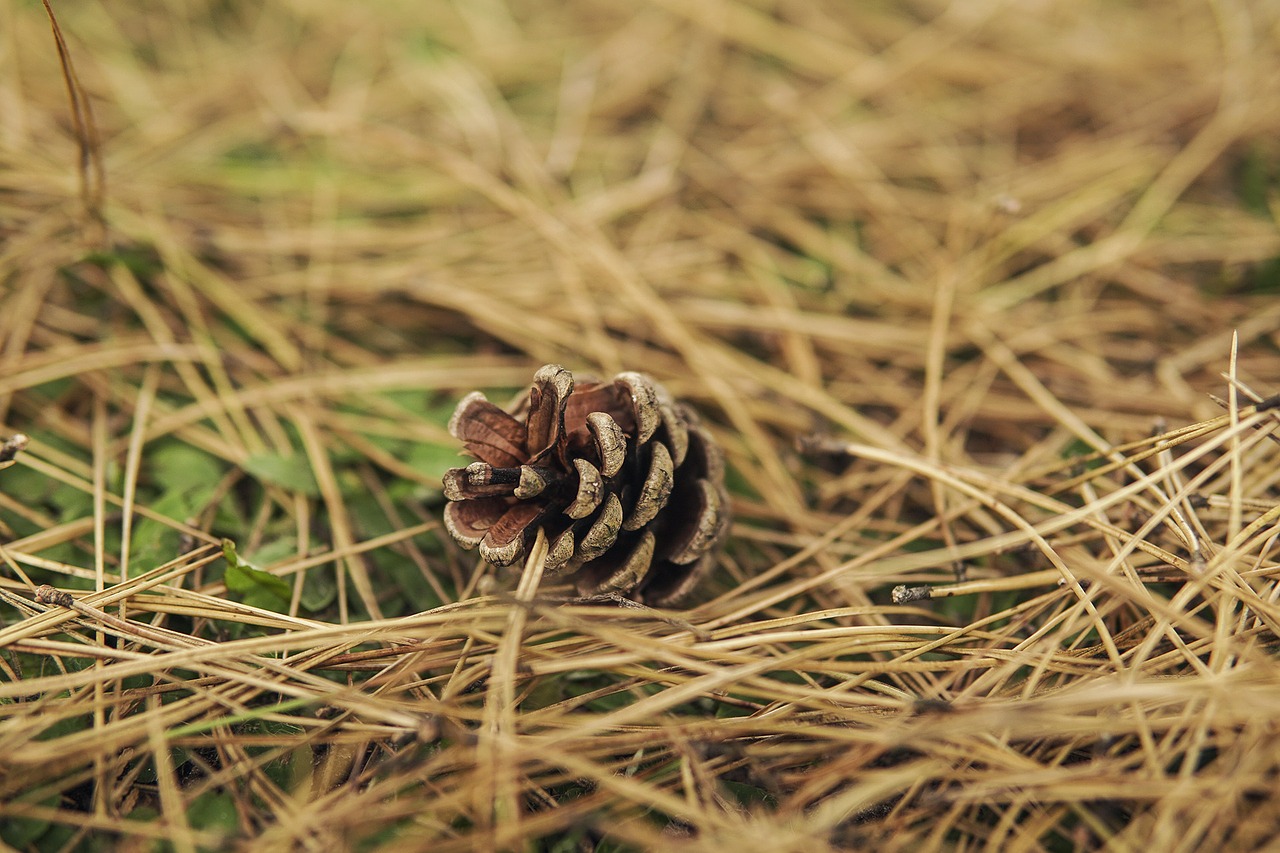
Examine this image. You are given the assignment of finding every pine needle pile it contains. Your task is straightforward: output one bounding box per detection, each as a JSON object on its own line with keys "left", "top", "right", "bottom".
{"left": 3, "top": 2, "right": 1280, "bottom": 850}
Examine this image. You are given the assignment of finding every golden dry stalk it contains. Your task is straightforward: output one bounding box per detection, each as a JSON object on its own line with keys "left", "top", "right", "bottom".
{"left": 442, "top": 364, "right": 730, "bottom": 605}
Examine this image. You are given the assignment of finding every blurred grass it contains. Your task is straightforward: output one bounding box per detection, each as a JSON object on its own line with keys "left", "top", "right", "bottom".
{"left": 3, "top": 0, "right": 1280, "bottom": 850}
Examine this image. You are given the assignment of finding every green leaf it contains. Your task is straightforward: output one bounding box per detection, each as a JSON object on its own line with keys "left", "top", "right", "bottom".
{"left": 1237, "top": 145, "right": 1274, "bottom": 217}
{"left": 126, "top": 805, "right": 160, "bottom": 823}
{"left": 81, "top": 242, "right": 165, "bottom": 280}
{"left": 0, "top": 792, "right": 57, "bottom": 847}
{"left": 722, "top": 460, "right": 759, "bottom": 501}
{"left": 150, "top": 441, "right": 226, "bottom": 492}
{"left": 300, "top": 568, "right": 337, "bottom": 613}
{"left": 49, "top": 481, "right": 94, "bottom": 523}
{"left": 1059, "top": 437, "right": 1105, "bottom": 473}
{"left": 263, "top": 743, "right": 313, "bottom": 793}
{"left": 243, "top": 452, "right": 319, "bottom": 495}
{"left": 380, "top": 549, "right": 445, "bottom": 613}
{"left": 405, "top": 441, "right": 467, "bottom": 483}
{"left": 222, "top": 539, "right": 291, "bottom": 605}
{"left": 247, "top": 537, "right": 299, "bottom": 566}
{"left": 187, "top": 790, "right": 239, "bottom": 833}
{"left": 128, "top": 482, "right": 220, "bottom": 575}
{"left": 721, "top": 779, "right": 776, "bottom": 807}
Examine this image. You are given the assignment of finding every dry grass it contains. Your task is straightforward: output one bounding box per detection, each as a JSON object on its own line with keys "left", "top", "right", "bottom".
{"left": 3, "top": 0, "right": 1280, "bottom": 850}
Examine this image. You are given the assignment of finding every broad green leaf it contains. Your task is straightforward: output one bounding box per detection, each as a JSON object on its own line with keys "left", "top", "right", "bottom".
{"left": 187, "top": 790, "right": 238, "bottom": 832}
{"left": 149, "top": 441, "right": 226, "bottom": 492}
{"left": 300, "top": 568, "right": 337, "bottom": 613}
{"left": 379, "top": 550, "right": 444, "bottom": 614}
{"left": 243, "top": 452, "right": 320, "bottom": 495}
{"left": 0, "top": 792, "right": 57, "bottom": 847}
{"left": 128, "top": 484, "right": 220, "bottom": 575}
{"left": 405, "top": 441, "right": 467, "bottom": 482}
{"left": 247, "top": 537, "right": 299, "bottom": 566}
{"left": 222, "top": 539, "right": 291, "bottom": 605}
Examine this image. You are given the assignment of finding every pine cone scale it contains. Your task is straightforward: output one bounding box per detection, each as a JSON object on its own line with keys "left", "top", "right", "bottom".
{"left": 658, "top": 402, "right": 689, "bottom": 466}
{"left": 614, "top": 373, "right": 660, "bottom": 443}
{"left": 577, "top": 530, "right": 655, "bottom": 596}
{"left": 565, "top": 458, "right": 604, "bottom": 518}
{"left": 624, "top": 441, "right": 674, "bottom": 531}
{"left": 560, "top": 381, "right": 639, "bottom": 440}
{"left": 660, "top": 479, "right": 726, "bottom": 565}
{"left": 514, "top": 466, "right": 554, "bottom": 499}
{"left": 442, "top": 495, "right": 507, "bottom": 547}
{"left": 524, "top": 364, "right": 574, "bottom": 463}
{"left": 575, "top": 492, "right": 623, "bottom": 564}
{"left": 585, "top": 412, "right": 627, "bottom": 477}
{"left": 448, "top": 392, "right": 527, "bottom": 469}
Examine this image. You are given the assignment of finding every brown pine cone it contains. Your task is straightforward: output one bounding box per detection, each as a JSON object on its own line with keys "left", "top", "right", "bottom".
{"left": 0, "top": 434, "right": 28, "bottom": 465}
{"left": 441, "top": 365, "right": 730, "bottom": 606}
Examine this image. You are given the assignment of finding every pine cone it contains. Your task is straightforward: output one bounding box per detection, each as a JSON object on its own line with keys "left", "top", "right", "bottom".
{"left": 441, "top": 365, "right": 730, "bottom": 605}
{"left": 0, "top": 434, "right": 27, "bottom": 465}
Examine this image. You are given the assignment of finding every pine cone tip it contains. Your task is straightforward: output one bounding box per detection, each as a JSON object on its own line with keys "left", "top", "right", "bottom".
{"left": 0, "top": 433, "right": 28, "bottom": 465}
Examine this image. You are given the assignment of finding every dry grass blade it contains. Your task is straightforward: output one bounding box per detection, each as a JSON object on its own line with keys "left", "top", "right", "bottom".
{"left": 38, "top": 0, "right": 105, "bottom": 234}
{"left": 2, "top": 1, "right": 1280, "bottom": 850}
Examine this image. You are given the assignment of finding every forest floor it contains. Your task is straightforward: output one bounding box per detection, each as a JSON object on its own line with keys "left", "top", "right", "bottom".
{"left": 3, "top": 1, "right": 1280, "bottom": 850}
